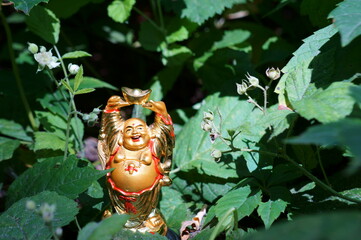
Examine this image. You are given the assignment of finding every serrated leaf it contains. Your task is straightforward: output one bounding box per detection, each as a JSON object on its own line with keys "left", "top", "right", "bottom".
{"left": 107, "top": 0, "right": 135, "bottom": 23}
{"left": 74, "top": 88, "right": 96, "bottom": 95}
{"left": 245, "top": 212, "right": 361, "bottom": 240}
{"left": 61, "top": 79, "right": 74, "bottom": 93}
{"left": 257, "top": 199, "right": 288, "bottom": 228}
{"left": 25, "top": 6, "right": 60, "bottom": 45}
{"left": 0, "top": 119, "right": 32, "bottom": 141}
{"left": 74, "top": 66, "right": 84, "bottom": 91}
{"left": 292, "top": 82, "right": 355, "bottom": 123}
{"left": 275, "top": 25, "right": 337, "bottom": 96}
{"left": 0, "top": 137, "right": 20, "bottom": 161}
{"left": 329, "top": 0, "right": 361, "bottom": 46}
{"left": 327, "top": 188, "right": 361, "bottom": 204}
{"left": 0, "top": 191, "right": 78, "bottom": 240}
{"left": 181, "top": 0, "right": 247, "bottom": 24}
{"left": 34, "top": 131, "right": 66, "bottom": 151}
{"left": 78, "top": 214, "right": 129, "bottom": 240}
{"left": 9, "top": 0, "right": 49, "bottom": 14}
{"left": 62, "top": 51, "right": 91, "bottom": 59}
{"left": 6, "top": 155, "right": 111, "bottom": 206}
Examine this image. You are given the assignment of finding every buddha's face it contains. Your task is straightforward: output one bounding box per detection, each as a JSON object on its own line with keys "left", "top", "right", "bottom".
{"left": 122, "top": 118, "right": 150, "bottom": 151}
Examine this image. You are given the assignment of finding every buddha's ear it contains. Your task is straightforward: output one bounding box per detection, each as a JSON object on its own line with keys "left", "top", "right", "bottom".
{"left": 118, "top": 130, "right": 123, "bottom": 145}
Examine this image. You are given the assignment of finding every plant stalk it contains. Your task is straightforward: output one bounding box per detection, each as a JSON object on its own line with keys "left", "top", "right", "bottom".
{"left": 0, "top": 10, "right": 38, "bottom": 131}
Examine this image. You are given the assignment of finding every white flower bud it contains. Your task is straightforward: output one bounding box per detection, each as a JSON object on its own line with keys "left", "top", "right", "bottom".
{"left": 246, "top": 73, "right": 259, "bottom": 87}
{"left": 68, "top": 63, "right": 80, "bottom": 75}
{"left": 203, "top": 110, "right": 214, "bottom": 121}
{"left": 55, "top": 227, "right": 63, "bottom": 237}
{"left": 27, "top": 43, "right": 38, "bottom": 54}
{"left": 211, "top": 149, "right": 222, "bottom": 159}
{"left": 266, "top": 67, "right": 281, "bottom": 80}
{"left": 39, "top": 46, "right": 46, "bottom": 52}
{"left": 236, "top": 82, "right": 247, "bottom": 95}
{"left": 26, "top": 200, "right": 36, "bottom": 210}
{"left": 92, "top": 108, "right": 102, "bottom": 114}
{"left": 201, "top": 120, "right": 212, "bottom": 132}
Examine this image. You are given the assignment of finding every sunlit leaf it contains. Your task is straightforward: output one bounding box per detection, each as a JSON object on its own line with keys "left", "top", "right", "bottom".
{"left": 62, "top": 51, "right": 91, "bottom": 59}
{"left": 107, "top": 0, "right": 135, "bottom": 23}
{"left": 329, "top": 0, "right": 361, "bottom": 46}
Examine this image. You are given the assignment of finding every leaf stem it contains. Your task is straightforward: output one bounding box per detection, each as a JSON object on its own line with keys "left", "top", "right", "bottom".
{"left": 133, "top": 7, "right": 164, "bottom": 34}
{"left": 0, "top": 10, "right": 38, "bottom": 131}
{"left": 281, "top": 153, "right": 361, "bottom": 204}
{"left": 245, "top": 92, "right": 264, "bottom": 112}
{"left": 316, "top": 146, "right": 331, "bottom": 187}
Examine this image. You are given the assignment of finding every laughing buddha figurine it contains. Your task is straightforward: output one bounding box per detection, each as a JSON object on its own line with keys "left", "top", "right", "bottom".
{"left": 98, "top": 87, "right": 176, "bottom": 237}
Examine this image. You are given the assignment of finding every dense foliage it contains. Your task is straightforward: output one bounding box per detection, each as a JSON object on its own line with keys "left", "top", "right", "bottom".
{"left": 1, "top": 0, "right": 361, "bottom": 239}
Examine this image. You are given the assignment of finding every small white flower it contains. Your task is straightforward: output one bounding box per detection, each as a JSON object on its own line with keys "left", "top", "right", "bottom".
{"left": 203, "top": 110, "right": 214, "bottom": 121}
{"left": 201, "top": 120, "right": 212, "bottom": 132}
{"left": 39, "top": 203, "right": 56, "bottom": 223}
{"left": 27, "top": 43, "right": 38, "bottom": 54}
{"left": 34, "top": 47, "right": 60, "bottom": 71}
{"left": 68, "top": 63, "right": 80, "bottom": 75}
{"left": 266, "top": 67, "right": 281, "bottom": 80}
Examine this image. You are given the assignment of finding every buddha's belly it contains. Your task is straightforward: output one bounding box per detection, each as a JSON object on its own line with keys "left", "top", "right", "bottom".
{"left": 109, "top": 159, "right": 161, "bottom": 194}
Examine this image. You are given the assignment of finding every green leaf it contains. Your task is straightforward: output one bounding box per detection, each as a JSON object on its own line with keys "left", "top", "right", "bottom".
{"left": 6, "top": 155, "right": 110, "bottom": 206}
{"left": 74, "top": 88, "right": 96, "bottom": 95}
{"left": 0, "top": 119, "right": 32, "bottom": 141}
{"left": 9, "top": 0, "right": 49, "bottom": 14}
{"left": 69, "top": 77, "right": 118, "bottom": 91}
{"left": 0, "top": 137, "right": 20, "bottom": 161}
{"left": 211, "top": 29, "right": 251, "bottom": 51}
{"left": 327, "top": 188, "right": 361, "bottom": 204}
{"left": 61, "top": 79, "right": 74, "bottom": 94}
{"left": 257, "top": 199, "right": 288, "bottom": 228}
{"left": 287, "top": 118, "right": 361, "bottom": 167}
{"left": 161, "top": 44, "right": 193, "bottom": 66}
{"left": 74, "top": 66, "right": 84, "bottom": 91}
{"left": 244, "top": 212, "right": 361, "bottom": 240}
{"left": 33, "top": 131, "right": 66, "bottom": 151}
{"left": 214, "top": 186, "right": 251, "bottom": 220}
{"left": 165, "top": 18, "right": 198, "bottom": 44}
{"left": 181, "top": 0, "right": 247, "bottom": 24}
{"left": 25, "top": 6, "right": 60, "bottom": 45}
{"left": 78, "top": 214, "right": 129, "bottom": 240}
{"left": 292, "top": 82, "right": 355, "bottom": 123}
{"left": 0, "top": 191, "right": 78, "bottom": 240}
{"left": 62, "top": 51, "right": 92, "bottom": 59}
{"left": 329, "top": 0, "right": 361, "bottom": 46}
{"left": 107, "top": 0, "right": 135, "bottom": 23}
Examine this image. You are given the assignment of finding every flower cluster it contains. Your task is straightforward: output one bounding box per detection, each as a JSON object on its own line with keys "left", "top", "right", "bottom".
{"left": 201, "top": 110, "right": 222, "bottom": 160}
{"left": 81, "top": 107, "right": 102, "bottom": 126}
{"left": 28, "top": 43, "right": 60, "bottom": 72}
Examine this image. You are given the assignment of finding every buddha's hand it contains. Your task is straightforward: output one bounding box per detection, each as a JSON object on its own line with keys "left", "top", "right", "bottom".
{"left": 142, "top": 100, "right": 167, "bottom": 116}
{"left": 105, "top": 95, "right": 131, "bottom": 110}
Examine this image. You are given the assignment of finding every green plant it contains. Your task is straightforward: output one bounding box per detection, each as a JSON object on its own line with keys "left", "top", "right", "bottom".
{"left": 1, "top": 0, "right": 361, "bottom": 239}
